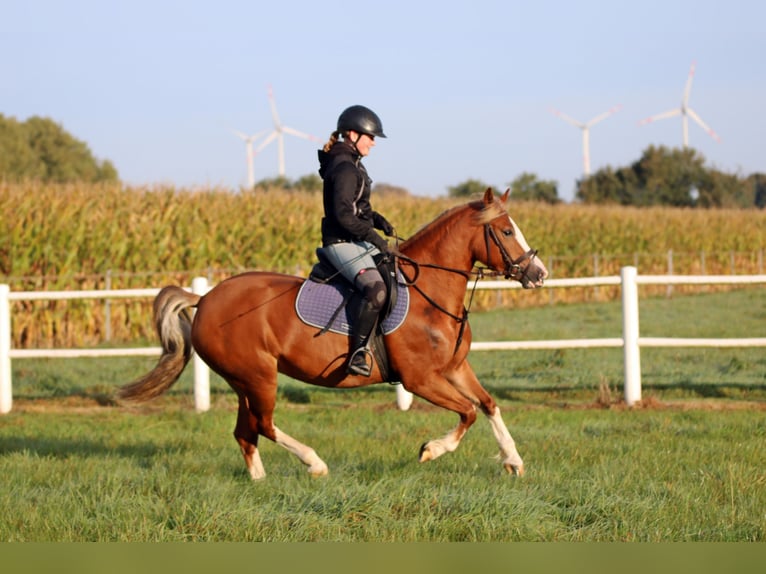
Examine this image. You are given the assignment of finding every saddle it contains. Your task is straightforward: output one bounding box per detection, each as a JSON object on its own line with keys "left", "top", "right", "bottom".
{"left": 294, "top": 248, "right": 409, "bottom": 382}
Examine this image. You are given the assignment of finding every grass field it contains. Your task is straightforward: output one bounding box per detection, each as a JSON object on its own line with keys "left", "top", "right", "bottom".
{"left": 1, "top": 289, "right": 764, "bottom": 541}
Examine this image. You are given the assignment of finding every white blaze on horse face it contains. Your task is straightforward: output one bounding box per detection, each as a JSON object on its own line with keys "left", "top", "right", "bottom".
{"left": 507, "top": 215, "right": 532, "bottom": 253}
{"left": 507, "top": 215, "right": 548, "bottom": 284}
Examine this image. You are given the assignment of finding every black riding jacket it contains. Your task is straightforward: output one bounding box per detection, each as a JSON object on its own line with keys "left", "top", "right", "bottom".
{"left": 318, "top": 140, "right": 389, "bottom": 251}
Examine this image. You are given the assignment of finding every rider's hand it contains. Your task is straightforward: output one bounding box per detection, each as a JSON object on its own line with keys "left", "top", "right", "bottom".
{"left": 373, "top": 212, "right": 396, "bottom": 237}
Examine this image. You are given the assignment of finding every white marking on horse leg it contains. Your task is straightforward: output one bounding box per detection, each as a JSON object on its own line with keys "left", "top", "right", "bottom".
{"left": 273, "top": 426, "right": 329, "bottom": 477}
{"left": 238, "top": 441, "right": 267, "bottom": 480}
{"left": 419, "top": 423, "right": 465, "bottom": 463}
{"left": 246, "top": 447, "right": 266, "bottom": 480}
{"left": 486, "top": 406, "right": 524, "bottom": 476}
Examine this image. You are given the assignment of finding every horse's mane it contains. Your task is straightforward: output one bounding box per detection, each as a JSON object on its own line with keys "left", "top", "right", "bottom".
{"left": 402, "top": 196, "right": 508, "bottom": 248}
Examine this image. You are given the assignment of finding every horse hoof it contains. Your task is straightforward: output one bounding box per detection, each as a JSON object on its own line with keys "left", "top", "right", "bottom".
{"left": 503, "top": 462, "right": 524, "bottom": 477}
{"left": 309, "top": 466, "right": 330, "bottom": 478}
{"left": 418, "top": 442, "right": 433, "bottom": 463}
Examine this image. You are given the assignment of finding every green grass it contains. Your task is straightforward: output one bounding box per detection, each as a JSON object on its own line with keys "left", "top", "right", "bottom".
{"left": 0, "top": 400, "right": 764, "bottom": 541}
{"left": 1, "top": 288, "right": 765, "bottom": 541}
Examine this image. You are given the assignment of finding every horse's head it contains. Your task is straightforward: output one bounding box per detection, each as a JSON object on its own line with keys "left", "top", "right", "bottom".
{"left": 475, "top": 188, "right": 548, "bottom": 288}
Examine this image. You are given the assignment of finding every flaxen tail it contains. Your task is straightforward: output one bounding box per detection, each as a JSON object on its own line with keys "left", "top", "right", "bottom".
{"left": 117, "top": 286, "right": 200, "bottom": 404}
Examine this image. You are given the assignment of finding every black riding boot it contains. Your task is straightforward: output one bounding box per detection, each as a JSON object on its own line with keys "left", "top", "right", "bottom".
{"left": 347, "top": 299, "right": 379, "bottom": 377}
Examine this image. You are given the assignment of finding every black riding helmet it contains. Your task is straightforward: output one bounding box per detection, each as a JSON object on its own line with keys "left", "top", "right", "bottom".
{"left": 337, "top": 105, "right": 387, "bottom": 138}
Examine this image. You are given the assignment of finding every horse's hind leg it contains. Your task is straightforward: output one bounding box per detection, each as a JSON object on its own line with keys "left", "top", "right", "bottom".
{"left": 234, "top": 393, "right": 266, "bottom": 480}
{"left": 240, "top": 369, "right": 328, "bottom": 478}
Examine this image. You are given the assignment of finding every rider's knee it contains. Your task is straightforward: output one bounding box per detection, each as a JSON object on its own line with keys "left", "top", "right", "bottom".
{"left": 355, "top": 269, "right": 387, "bottom": 311}
{"left": 364, "top": 281, "right": 387, "bottom": 310}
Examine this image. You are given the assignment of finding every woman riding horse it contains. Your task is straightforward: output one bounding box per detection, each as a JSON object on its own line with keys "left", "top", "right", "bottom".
{"left": 318, "top": 105, "right": 396, "bottom": 377}
{"left": 118, "top": 189, "right": 549, "bottom": 479}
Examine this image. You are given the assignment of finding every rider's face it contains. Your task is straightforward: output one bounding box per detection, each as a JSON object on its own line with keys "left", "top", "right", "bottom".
{"left": 349, "top": 131, "right": 376, "bottom": 157}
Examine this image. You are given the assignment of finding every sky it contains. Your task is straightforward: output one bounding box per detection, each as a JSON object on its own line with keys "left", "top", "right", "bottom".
{"left": 2, "top": 0, "right": 765, "bottom": 202}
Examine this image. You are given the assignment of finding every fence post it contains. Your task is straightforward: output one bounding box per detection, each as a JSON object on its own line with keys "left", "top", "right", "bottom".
{"left": 191, "top": 277, "right": 211, "bottom": 412}
{"left": 0, "top": 285, "right": 11, "bottom": 414}
{"left": 621, "top": 266, "right": 642, "bottom": 406}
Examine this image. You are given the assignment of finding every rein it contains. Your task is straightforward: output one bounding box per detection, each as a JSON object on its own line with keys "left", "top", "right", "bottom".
{"left": 397, "top": 256, "right": 473, "bottom": 356}
{"left": 394, "top": 222, "right": 539, "bottom": 355}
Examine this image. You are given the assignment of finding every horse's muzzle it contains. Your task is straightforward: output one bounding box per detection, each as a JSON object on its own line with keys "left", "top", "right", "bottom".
{"left": 520, "top": 260, "right": 548, "bottom": 289}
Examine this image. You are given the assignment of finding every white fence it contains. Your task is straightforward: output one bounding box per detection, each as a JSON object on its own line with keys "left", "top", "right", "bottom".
{"left": 2, "top": 267, "right": 765, "bottom": 414}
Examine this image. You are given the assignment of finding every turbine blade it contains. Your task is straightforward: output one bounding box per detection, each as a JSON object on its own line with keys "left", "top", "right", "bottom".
{"left": 282, "top": 126, "right": 321, "bottom": 141}
{"left": 639, "top": 108, "right": 681, "bottom": 125}
{"left": 254, "top": 131, "right": 278, "bottom": 153}
{"left": 587, "top": 104, "right": 622, "bottom": 127}
{"left": 683, "top": 61, "right": 696, "bottom": 106}
{"left": 549, "top": 107, "right": 584, "bottom": 129}
{"left": 686, "top": 108, "right": 721, "bottom": 142}
{"left": 267, "top": 84, "right": 282, "bottom": 128}
{"left": 232, "top": 128, "right": 267, "bottom": 142}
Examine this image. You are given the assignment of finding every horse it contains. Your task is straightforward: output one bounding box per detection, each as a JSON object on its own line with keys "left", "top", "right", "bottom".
{"left": 118, "top": 188, "right": 548, "bottom": 479}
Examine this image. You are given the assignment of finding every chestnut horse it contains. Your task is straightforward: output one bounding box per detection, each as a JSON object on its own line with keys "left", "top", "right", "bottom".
{"left": 118, "top": 189, "right": 548, "bottom": 478}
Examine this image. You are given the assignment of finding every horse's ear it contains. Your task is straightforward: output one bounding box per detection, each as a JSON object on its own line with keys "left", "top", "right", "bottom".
{"left": 483, "top": 188, "right": 495, "bottom": 204}
{"left": 500, "top": 188, "right": 510, "bottom": 202}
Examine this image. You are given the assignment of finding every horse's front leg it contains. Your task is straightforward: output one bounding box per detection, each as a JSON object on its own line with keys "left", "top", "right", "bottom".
{"left": 445, "top": 360, "right": 524, "bottom": 476}
{"left": 401, "top": 374, "right": 478, "bottom": 464}
{"left": 418, "top": 416, "right": 474, "bottom": 463}
{"left": 486, "top": 406, "right": 524, "bottom": 476}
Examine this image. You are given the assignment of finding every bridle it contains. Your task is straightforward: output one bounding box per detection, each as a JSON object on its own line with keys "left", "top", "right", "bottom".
{"left": 483, "top": 222, "right": 538, "bottom": 282}
{"left": 394, "top": 220, "right": 539, "bottom": 354}
{"left": 395, "top": 222, "right": 538, "bottom": 285}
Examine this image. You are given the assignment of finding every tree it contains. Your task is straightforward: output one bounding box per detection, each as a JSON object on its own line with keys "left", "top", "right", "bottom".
{"left": 0, "top": 114, "right": 118, "bottom": 183}
{"left": 747, "top": 173, "right": 766, "bottom": 209}
{"left": 293, "top": 173, "right": 322, "bottom": 192}
{"left": 577, "top": 145, "right": 708, "bottom": 207}
{"left": 447, "top": 178, "right": 492, "bottom": 198}
{"left": 697, "top": 169, "right": 749, "bottom": 208}
{"left": 0, "top": 115, "right": 42, "bottom": 179}
{"left": 372, "top": 183, "right": 411, "bottom": 197}
{"left": 253, "top": 175, "right": 292, "bottom": 190}
{"left": 508, "top": 172, "right": 560, "bottom": 204}
{"left": 576, "top": 166, "right": 633, "bottom": 205}
{"left": 632, "top": 146, "right": 707, "bottom": 206}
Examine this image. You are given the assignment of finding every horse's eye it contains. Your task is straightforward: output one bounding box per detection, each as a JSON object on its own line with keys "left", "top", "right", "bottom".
{"left": 502, "top": 229, "right": 514, "bottom": 237}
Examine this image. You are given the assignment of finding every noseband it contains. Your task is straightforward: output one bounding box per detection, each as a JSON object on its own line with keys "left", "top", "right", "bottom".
{"left": 484, "top": 223, "right": 538, "bottom": 281}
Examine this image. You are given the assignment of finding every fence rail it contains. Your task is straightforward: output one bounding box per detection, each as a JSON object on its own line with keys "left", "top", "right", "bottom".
{"left": 2, "top": 268, "right": 765, "bottom": 414}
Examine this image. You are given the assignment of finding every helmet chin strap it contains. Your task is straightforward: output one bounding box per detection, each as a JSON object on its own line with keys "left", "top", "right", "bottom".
{"left": 345, "top": 131, "right": 363, "bottom": 155}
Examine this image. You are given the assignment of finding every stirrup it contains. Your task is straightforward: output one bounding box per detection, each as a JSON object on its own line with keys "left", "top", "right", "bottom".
{"left": 347, "top": 347, "right": 372, "bottom": 377}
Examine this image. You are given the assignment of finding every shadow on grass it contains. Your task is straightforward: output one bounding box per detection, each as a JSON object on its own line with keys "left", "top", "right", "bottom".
{"left": 0, "top": 435, "right": 179, "bottom": 461}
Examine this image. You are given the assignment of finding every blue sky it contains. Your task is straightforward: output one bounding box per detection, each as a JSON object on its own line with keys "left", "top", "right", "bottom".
{"left": 2, "top": 0, "right": 765, "bottom": 201}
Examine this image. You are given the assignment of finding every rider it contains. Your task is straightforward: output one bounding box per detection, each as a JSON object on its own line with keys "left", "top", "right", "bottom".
{"left": 317, "top": 105, "right": 396, "bottom": 377}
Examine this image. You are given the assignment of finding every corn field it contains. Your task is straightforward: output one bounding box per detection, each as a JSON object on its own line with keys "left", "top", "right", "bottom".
{"left": 2, "top": 181, "right": 765, "bottom": 348}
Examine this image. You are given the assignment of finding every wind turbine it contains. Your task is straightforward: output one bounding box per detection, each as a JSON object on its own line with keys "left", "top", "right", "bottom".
{"left": 639, "top": 61, "right": 721, "bottom": 148}
{"left": 253, "top": 85, "right": 321, "bottom": 177}
{"left": 232, "top": 129, "right": 267, "bottom": 187}
{"left": 549, "top": 104, "right": 622, "bottom": 176}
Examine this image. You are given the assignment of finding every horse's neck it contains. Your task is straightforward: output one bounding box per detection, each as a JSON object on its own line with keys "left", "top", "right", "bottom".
{"left": 402, "top": 234, "right": 474, "bottom": 312}
{"left": 403, "top": 219, "right": 476, "bottom": 275}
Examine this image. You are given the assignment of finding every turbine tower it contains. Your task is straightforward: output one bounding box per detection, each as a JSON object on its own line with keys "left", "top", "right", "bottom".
{"left": 254, "top": 85, "right": 321, "bottom": 177}
{"left": 550, "top": 105, "right": 622, "bottom": 176}
{"left": 639, "top": 61, "right": 721, "bottom": 148}
{"left": 232, "top": 129, "right": 266, "bottom": 188}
